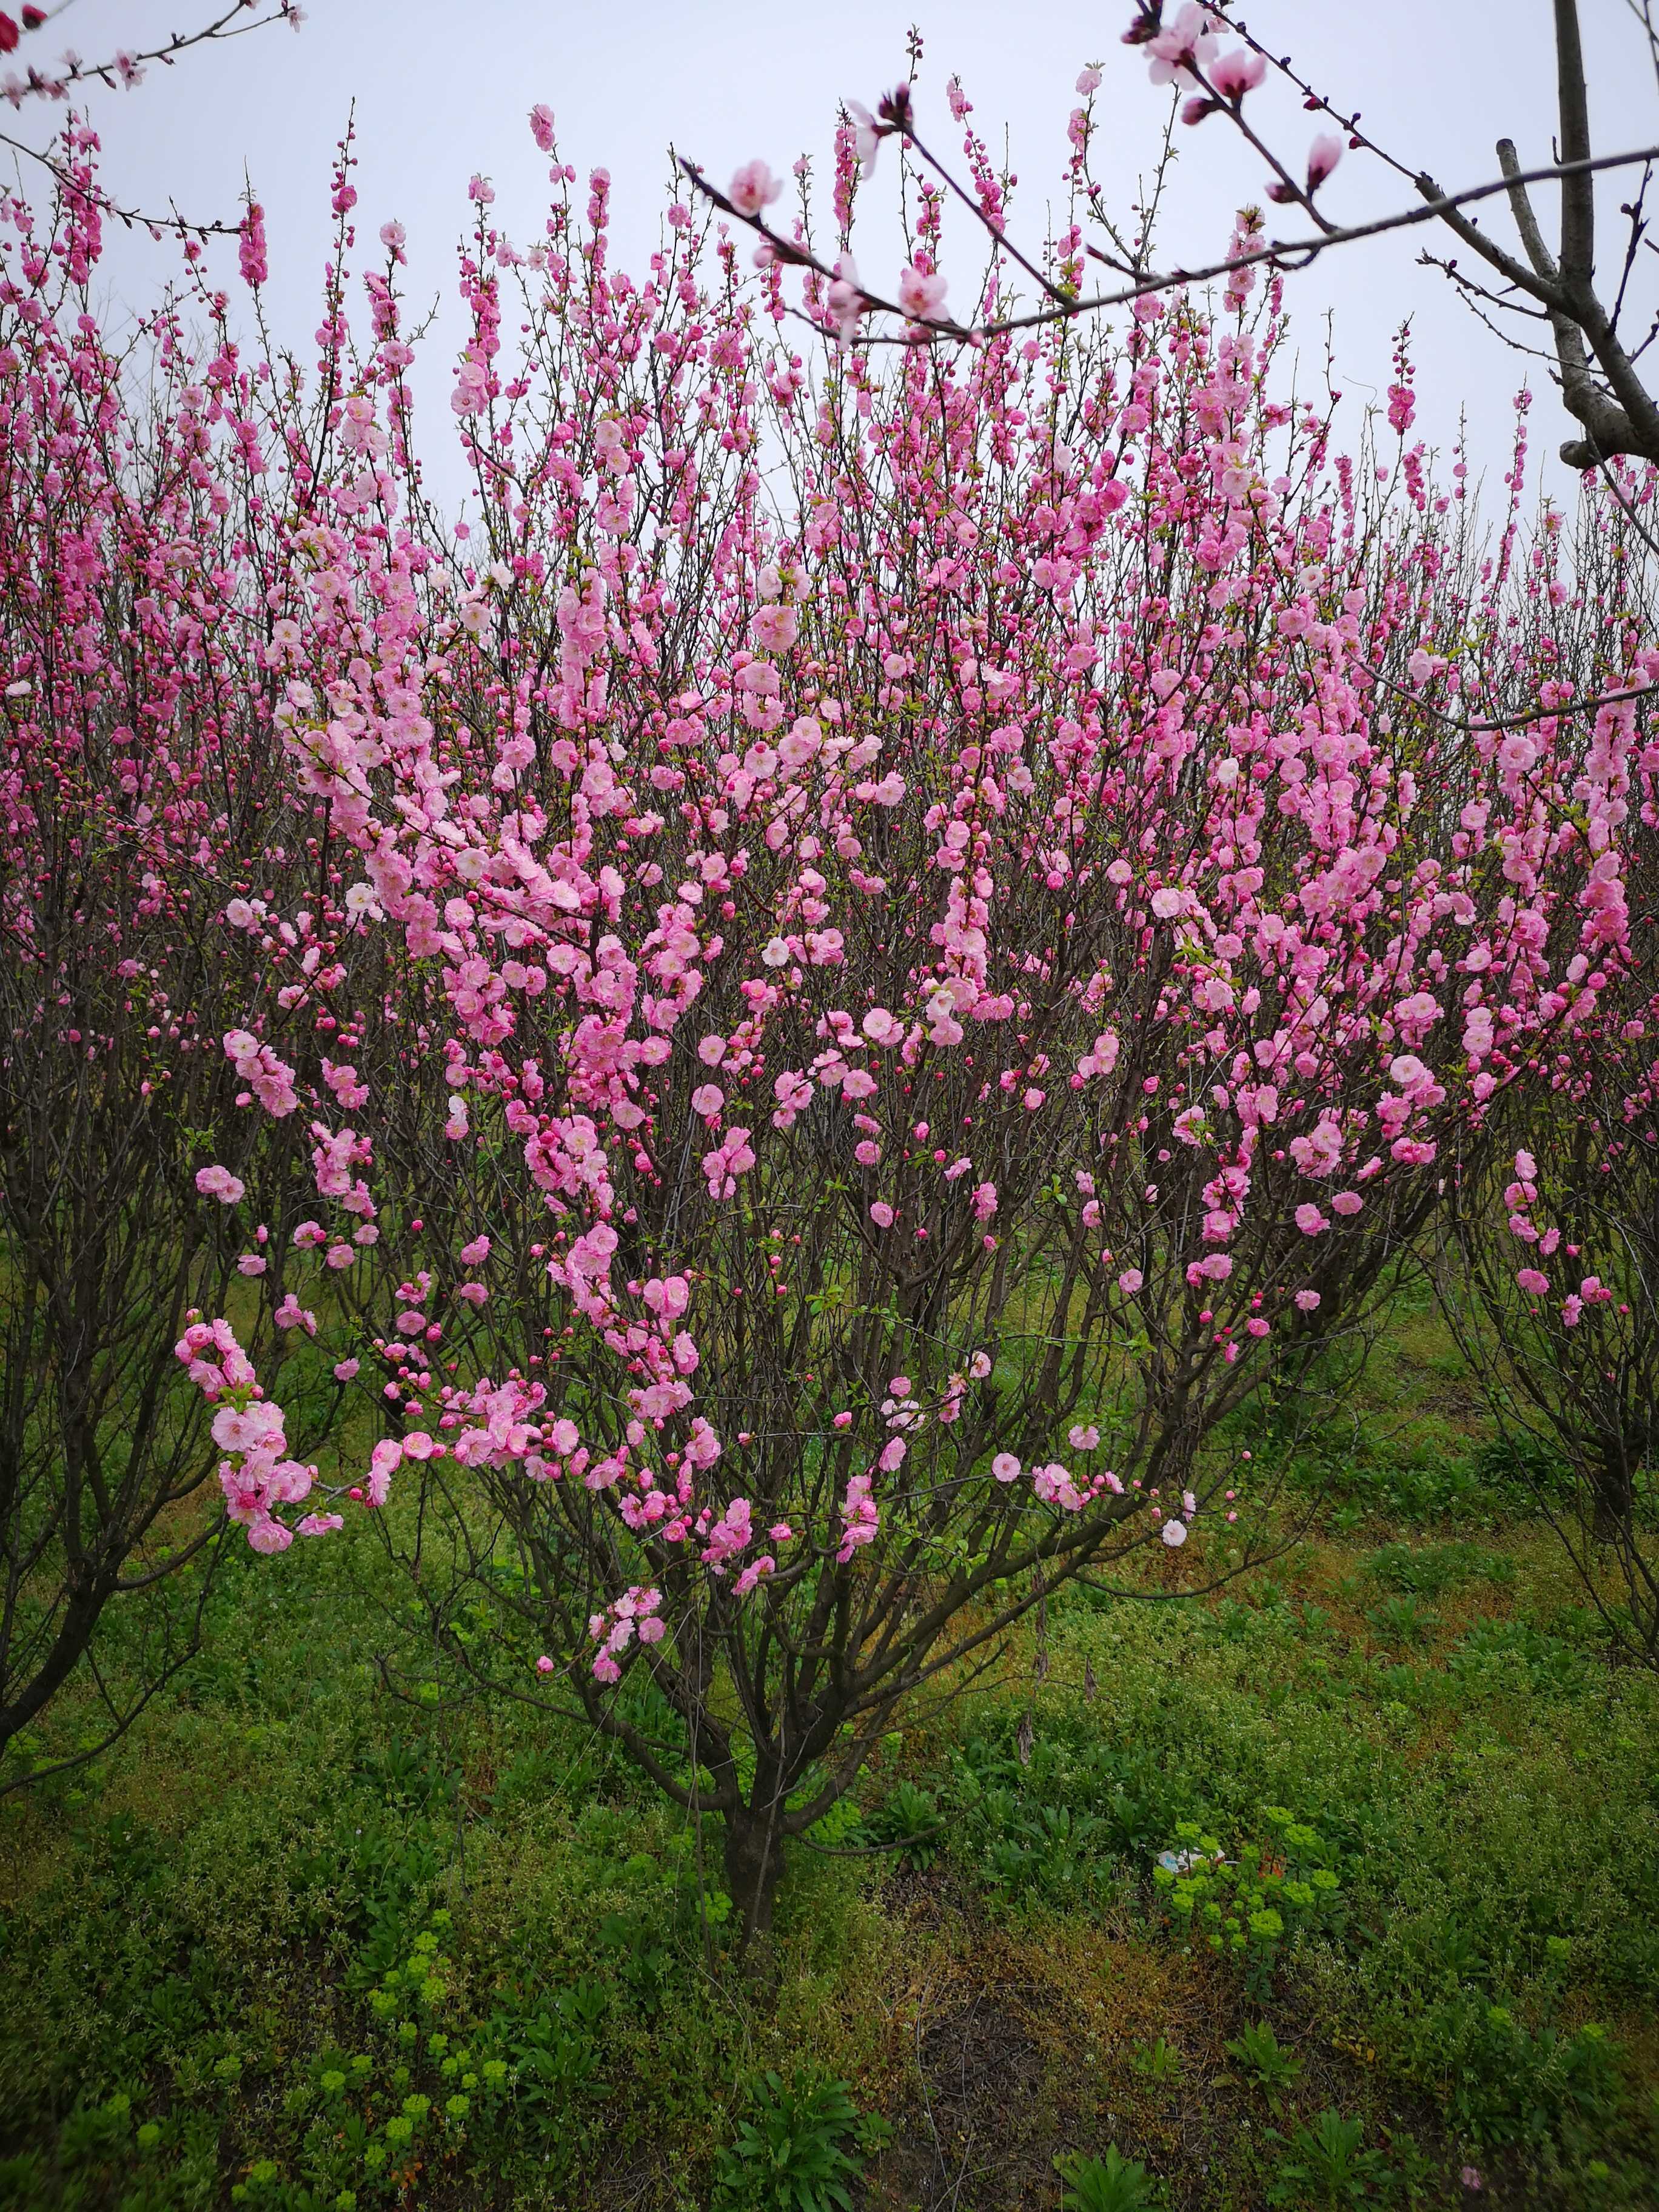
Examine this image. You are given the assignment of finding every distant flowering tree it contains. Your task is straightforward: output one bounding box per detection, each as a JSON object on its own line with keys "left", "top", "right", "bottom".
{"left": 1439, "top": 715, "right": 1659, "bottom": 1663}
{"left": 0, "top": 130, "right": 359, "bottom": 1777}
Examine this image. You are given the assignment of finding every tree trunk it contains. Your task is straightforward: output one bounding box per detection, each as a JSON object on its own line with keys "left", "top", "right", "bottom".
{"left": 723, "top": 1805, "right": 784, "bottom": 1954}
{"left": 1590, "top": 1443, "right": 1636, "bottom": 1547}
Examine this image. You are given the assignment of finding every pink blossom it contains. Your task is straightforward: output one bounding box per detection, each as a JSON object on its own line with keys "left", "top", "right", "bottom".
{"left": 991, "top": 1452, "right": 1021, "bottom": 1483}
{"left": 274, "top": 1293, "right": 317, "bottom": 1335}
{"left": 1209, "top": 48, "right": 1266, "bottom": 101}
{"left": 366, "top": 1438, "right": 402, "bottom": 1507}
{"left": 728, "top": 159, "right": 783, "bottom": 218}
{"left": 837, "top": 1473, "right": 879, "bottom": 1561}
{"left": 1145, "top": 4, "right": 1221, "bottom": 89}
{"left": 870, "top": 1199, "right": 895, "bottom": 1228}
{"left": 238, "top": 201, "right": 267, "bottom": 289}
{"left": 826, "top": 255, "right": 864, "bottom": 348}
{"left": 1295, "top": 1290, "right": 1322, "bottom": 1313}
{"left": 195, "top": 1164, "right": 244, "bottom": 1204}
{"left": 897, "top": 264, "right": 949, "bottom": 322}
{"left": 1306, "top": 132, "right": 1344, "bottom": 191}
{"left": 1516, "top": 1267, "right": 1550, "bottom": 1296}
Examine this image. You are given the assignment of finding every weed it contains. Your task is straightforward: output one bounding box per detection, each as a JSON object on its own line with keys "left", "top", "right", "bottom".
{"left": 1269, "top": 2110, "right": 1387, "bottom": 2206}
{"left": 1224, "top": 2020, "right": 1305, "bottom": 2111}
{"left": 713, "top": 2072, "right": 864, "bottom": 2212}
{"left": 1055, "top": 2144, "right": 1167, "bottom": 2210}
{"left": 867, "top": 1779, "right": 942, "bottom": 1872}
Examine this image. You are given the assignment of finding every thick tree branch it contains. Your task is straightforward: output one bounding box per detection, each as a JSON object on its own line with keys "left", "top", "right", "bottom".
{"left": 1555, "top": 0, "right": 1597, "bottom": 289}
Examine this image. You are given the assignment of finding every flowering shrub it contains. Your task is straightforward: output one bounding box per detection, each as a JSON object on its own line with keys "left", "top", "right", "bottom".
{"left": 0, "top": 89, "right": 1647, "bottom": 1937}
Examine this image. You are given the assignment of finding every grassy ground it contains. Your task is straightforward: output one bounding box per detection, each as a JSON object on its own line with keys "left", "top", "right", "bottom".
{"left": 1, "top": 1301, "right": 1657, "bottom": 2212}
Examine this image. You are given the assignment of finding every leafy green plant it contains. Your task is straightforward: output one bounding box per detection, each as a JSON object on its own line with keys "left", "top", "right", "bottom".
{"left": 1055, "top": 2144, "right": 1166, "bottom": 2211}
{"left": 714, "top": 2071, "right": 865, "bottom": 2212}
{"left": 1366, "top": 1595, "right": 1438, "bottom": 1646}
{"left": 868, "top": 1780, "right": 943, "bottom": 1871}
{"left": 1270, "top": 2110, "right": 1387, "bottom": 2206}
{"left": 1224, "top": 2020, "right": 1304, "bottom": 2112}
{"left": 1128, "top": 2037, "right": 1184, "bottom": 2083}
{"left": 1153, "top": 1808, "right": 1342, "bottom": 1994}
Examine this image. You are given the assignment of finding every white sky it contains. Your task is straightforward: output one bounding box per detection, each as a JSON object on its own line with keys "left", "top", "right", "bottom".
{"left": 18, "top": 0, "right": 1659, "bottom": 518}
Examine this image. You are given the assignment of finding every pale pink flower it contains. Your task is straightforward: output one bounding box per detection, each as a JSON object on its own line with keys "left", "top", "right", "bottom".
{"left": 728, "top": 159, "right": 783, "bottom": 218}
{"left": 1307, "top": 132, "right": 1344, "bottom": 191}
{"left": 897, "top": 263, "right": 949, "bottom": 323}
{"left": 1145, "top": 4, "right": 1220, "bottom": 89}
{"left": 1209, "top": 48, "right": 1265, "bottom": 101}
{"left": 828, "top": 254, "right": 864, "bottom": 347}
{"left": 845, "top": 101, "right": 882, "bottom": 178}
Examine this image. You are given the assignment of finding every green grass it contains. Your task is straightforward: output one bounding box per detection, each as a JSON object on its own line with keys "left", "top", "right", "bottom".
{"left": 1, "top": 1314, "right": 1657, "bottom": 2211}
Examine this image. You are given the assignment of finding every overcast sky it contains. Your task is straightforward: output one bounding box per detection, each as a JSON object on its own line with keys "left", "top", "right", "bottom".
{"left": 19, "top": 0, "right": 1659, "bottom": 518}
